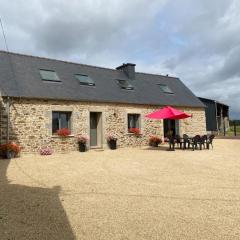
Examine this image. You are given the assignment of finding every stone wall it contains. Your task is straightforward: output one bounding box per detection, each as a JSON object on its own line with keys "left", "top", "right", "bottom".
{"left": 0, "top": 98, "right": 206, "bottom": 153}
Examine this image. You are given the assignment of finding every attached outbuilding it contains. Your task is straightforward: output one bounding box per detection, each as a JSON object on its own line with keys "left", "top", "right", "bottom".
{"left": 198, "top": 97, "right": 229, "bottom": 134}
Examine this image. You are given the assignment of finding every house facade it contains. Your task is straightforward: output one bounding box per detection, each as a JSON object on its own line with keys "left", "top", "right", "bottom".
{"left": 0, "top": 51, "right": 206, "bottom": 153}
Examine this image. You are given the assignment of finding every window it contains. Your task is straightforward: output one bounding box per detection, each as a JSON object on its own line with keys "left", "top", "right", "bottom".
{"left": 52, "top": 111, "right": 71, "bottom": 134}
{"left": 75, "top": 74, "right": 95, "bottom": 86}
{"left": 40, "top": 69, "right": 61, "bottom": 82}
{"left": 158, "top": 84, "right": 174, "bottom": 94}
{"left": 117, "top": 79, "right": 134, "bottom": 90}
{"left": 128, "top": 114, "right": 140, "bottom": 132}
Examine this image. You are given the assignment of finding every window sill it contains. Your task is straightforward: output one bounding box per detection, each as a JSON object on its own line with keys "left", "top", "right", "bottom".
{"left": 126, "top": 133, "right": 143, "bottom": 136}
{"left": 51, "top": 134, "right": 75, "bottom": 138}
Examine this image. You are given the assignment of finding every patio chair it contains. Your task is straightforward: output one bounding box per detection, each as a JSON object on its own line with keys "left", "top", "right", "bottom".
{"left": 183, "top": 134, "right": 191, "bottom": 149}
{"left": 195, "top": 135, "right": 204, "bottom": 150}
{"left": 175, "top": 135, "right": 183, "bottom": 149}
{"left": 206, "top": 134, "right": 215, "bottom": 149}
{"left": 190, "top": 135, "right": 202, "bottom": 151}
{"left": 200, "top": 135, "right": 208, "bottom": 149}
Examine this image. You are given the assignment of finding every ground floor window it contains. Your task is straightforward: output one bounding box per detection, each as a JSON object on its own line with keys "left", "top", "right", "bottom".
{"left": 128, "top": 114, "right": 140, "bottom": 133}
{"left": 52, "top": 111, "right": 71, "bottom": 134}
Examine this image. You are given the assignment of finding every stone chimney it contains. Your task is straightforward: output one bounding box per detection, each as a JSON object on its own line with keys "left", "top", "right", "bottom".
{"left": 116, "top": 63, "right": 136, "bottom": 79}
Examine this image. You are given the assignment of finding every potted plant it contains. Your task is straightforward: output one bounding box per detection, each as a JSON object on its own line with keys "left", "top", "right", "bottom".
{"left": 107, "top": 135, "right": 117, "bottom": 150}
{"left": 39, "top": 147, "right": 53, "bottom": 156}
{"left": 76, "top": 135, "right": 88, "bottom": 152}
{"left": 57, "top": 128, "right": 71, "bottom": 137}
{"left": 129, "top": 128, "right": 141, "bottom": 135}
{"left": 0, "top": 142, "right": 21, "bottom": 159}
{"left": 149, "top": 136, "right": 162, "bottom": 147}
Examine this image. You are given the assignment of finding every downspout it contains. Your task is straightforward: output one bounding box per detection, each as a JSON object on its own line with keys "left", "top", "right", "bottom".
{"left": 215, "top": 101, "right": 218, "bottom": 135}
{"left": 6, "top": 96, "right": 10, "bottom": 143}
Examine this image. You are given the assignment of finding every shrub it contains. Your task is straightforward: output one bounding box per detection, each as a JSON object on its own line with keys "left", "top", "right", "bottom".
{"left": 149, "top": 136, "right": 162, "bottom": 146}
{"left": 40, "top": 147, "right": 53, "bottom": 155}
{"left": 57, "top": 128, "right": 71, "bottom": 137}
{"left": 0, "top": 142, "right": 21, "bottom": 157}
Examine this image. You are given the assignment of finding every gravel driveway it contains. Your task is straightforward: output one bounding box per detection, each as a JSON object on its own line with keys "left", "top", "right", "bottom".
{"left": 1, "top": 139, "right": 240, "bottom": 240}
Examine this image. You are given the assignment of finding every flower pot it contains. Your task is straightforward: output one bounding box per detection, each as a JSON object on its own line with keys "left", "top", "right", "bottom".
{"left": 150, "top": 142, "right": 159, "bottom": 147}
{"left": 108, "top": 140, "right": 117, "bottom": 150}
{"left": 78, "top": 143, "right": 86, "bottom": 152}
{"left": 6, "top": 151, "right": 15, "bottom": 159}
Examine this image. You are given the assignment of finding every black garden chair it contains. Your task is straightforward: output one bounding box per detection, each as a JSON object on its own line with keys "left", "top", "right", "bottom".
{"left": 195, "top": 135, "right": 210, "bottom": 150}
{"left": 200, "top": 135, "right": 208, "bottom": 149}
{"left": 206, "top": 134, "right": 215, "bottom": 149}
{"left": 190, "top": 135, "right": 199, "bottom": 151}
{"left": 183, "top": 134, "right": 191, "bottom": 150}
{"left": 175, "top": 135, "right": 183, "bottom": 149}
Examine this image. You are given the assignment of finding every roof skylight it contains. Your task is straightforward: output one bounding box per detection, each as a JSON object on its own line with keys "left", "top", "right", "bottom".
{"left": 75, "top": 74, "right": 95, "bottom": 86}
{"left": 158, "top": 84, "right": 174, "bottom": 94}
{"left": 40, "top": 69, "right": 61, "bottom": 82}
{"left": 117, "top": 79, "right": 134, "bottom": 90}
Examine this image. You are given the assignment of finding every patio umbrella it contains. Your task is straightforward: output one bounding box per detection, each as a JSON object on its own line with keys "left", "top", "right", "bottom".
{"left": 145, "top": 106, "right": 191, "bottom": 120}
{"left": 145, "top": 106, "right": 191, "bottom": 151}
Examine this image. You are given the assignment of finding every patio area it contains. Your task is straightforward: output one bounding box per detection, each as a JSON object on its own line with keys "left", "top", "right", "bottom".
{"left": 1, "top": 139, "right": 240, "bottom": 239}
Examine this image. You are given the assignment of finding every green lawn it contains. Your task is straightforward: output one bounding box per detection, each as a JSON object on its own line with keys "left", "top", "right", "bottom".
{"left": 226, "top": 125, "right": 240, "bottom": 136}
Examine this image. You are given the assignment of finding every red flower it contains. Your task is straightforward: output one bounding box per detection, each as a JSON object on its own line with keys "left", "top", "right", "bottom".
{"left": 129, "top": 128, "right": 140, "bottom": 135}
{"left": 57, "top": 128, "right": 71, "bottom": 137}
{"left": 0, "top": 142, "right": 21, "bottom": 156}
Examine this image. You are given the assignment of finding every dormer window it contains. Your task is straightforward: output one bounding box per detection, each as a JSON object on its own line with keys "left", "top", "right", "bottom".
{"left": 75, "top": 74, "right": 95, "bottom": 86}
{"left": 40, "top": 69, "right": 61, "bottom": 82}
{"left": 117, "top": 79, "right": 134, "bottom": 90}
{"left": 158, "top": 84, "right": 173, "bottom": 94}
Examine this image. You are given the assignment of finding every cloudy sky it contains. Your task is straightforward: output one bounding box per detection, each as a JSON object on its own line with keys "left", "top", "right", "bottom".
{"left": 0, "top": 0, "right": 240, "bottom": 118}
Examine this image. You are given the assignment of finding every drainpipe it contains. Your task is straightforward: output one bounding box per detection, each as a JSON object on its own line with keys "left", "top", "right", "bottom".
{"left": 214, "top": 101, "right": 218, "bottom": 134}
{"left": 6, "top": 97, "right": 10, "bottom": 143}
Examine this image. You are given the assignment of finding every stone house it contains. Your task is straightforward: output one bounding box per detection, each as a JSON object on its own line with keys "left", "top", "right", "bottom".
{"left": 0, "top": 51, "right": 206, "bottom": 152}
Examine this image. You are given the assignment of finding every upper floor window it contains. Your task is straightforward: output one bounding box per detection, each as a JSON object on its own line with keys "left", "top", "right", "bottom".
{"left": 40, "top": 69, "right": 61, "bottom": 82}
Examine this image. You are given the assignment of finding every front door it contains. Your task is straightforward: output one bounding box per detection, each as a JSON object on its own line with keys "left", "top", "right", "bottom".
{"left": 90, "top": 112, "right": 102, "bottom": 147}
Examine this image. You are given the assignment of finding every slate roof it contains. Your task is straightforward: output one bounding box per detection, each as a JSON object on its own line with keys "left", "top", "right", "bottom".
{"left": 0, "top": 51, "right": 204, "bottom": 107}
{"left": 198, "top": 97, "right": 229, "bottom": 107}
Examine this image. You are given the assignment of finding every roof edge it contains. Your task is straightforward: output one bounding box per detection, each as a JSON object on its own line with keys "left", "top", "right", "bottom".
{"left": 3, "top": 95, "right": 206, "bottom": 109}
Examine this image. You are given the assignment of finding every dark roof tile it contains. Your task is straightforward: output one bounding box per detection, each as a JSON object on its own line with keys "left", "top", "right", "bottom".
{"left": 0, "top": 51, "right": 204, "bottom": 107}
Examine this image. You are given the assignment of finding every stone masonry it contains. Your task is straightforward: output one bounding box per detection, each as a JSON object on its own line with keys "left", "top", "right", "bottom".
{"left": 0, "top": 97, "right": 206, "bottom": 153}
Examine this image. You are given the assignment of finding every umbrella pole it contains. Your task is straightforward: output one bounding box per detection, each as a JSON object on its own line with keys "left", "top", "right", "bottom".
{"left": 167, "top": 136, "right": 175, "bottom": 151}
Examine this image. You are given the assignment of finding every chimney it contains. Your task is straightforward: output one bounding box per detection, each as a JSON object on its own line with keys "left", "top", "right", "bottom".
{"left": 116, "top": 63, "right": 136, "bottom": 79}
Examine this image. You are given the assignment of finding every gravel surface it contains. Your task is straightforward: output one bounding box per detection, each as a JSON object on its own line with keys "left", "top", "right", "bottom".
{"left": 1, "top": 139, "right": 240, "bottom": 240}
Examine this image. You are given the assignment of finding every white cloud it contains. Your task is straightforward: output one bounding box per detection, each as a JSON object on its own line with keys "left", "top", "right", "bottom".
{"left": 0, "top": 0, "right": 239, "bottom": 118}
